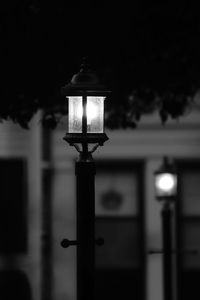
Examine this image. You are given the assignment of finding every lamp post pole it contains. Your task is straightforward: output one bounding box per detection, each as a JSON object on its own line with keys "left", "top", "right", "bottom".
{"left": 162, "top": 200, "right": 173, "bottom": 300}
{"left": 75, "top": 153, "right": 96, "bottom": 300}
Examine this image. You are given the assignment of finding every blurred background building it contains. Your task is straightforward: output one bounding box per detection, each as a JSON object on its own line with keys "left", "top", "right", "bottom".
{"left": 0, "top": 101, "right": 200, "bottom": 300}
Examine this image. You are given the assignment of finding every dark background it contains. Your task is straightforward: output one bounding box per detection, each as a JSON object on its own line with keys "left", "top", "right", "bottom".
{"left": 1, "top": 2, "right": 200, "bottom": 126}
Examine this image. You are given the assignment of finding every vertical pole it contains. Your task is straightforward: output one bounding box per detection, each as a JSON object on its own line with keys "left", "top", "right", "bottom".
{"left": 82, "top": 94, "right": 88, "bottom": 157}
{"left": 75, "top": 153, "right": 96, "bottom": 300}
{"left": 82, "top": 95, "right": 87, "bottom": 135}
{"left": 41, "top": 128, "right": 53, "bottom": 300}
{"left": 162, "top": 201, "right": 172, "bottom": 300}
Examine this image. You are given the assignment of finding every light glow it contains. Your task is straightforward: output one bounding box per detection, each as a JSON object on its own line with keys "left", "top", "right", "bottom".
{"left": 155, "top": 173, "right": 177, "bottom": 194}
{"left": 68, "top": 96, "right": 105, "bottom": 133}
{"left": 77, "top": 101, "right": 98, "bottom": 125}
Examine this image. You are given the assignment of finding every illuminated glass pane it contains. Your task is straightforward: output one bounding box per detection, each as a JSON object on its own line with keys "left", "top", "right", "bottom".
{"left": 68, "top": 97, "right": 82, "bottom": 133}
{"left": 87, "top": 97, "right": 105, "bottom": 133}
{"left": 155, "top": 173, "right": 177, "bottom": 197}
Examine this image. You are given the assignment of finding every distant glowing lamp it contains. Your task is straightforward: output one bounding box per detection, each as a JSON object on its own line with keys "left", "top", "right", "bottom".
{"left": 154, "top": 156, "right": 177, "bottom": 201}
{"left": 62, "top": 60, "right": 110, "bottom": 146}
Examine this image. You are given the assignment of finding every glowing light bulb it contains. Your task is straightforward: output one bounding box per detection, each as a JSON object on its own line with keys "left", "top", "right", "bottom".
{"left": 77, "top": 105, "right": 83, "bottom": 120}
{"left": 156, "top": 173, "right": 176, "bottom": 193}
{"left": 87, "top": 102, "right": 98, "bottom": 124}
{"left": 77, "top": 102, "right": 98, "bottom": 124}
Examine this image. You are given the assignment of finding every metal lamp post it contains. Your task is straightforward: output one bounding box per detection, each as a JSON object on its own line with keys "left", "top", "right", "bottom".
{"left": 61, "top": 60, "right": 110, "bottom": 300}
{"left": 154, "top": 156, "right": 177, "bottom": 300}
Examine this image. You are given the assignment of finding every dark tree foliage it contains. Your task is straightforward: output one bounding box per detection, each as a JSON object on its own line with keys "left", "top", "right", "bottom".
{"left": 1, "top": 2, "right": 200, "bottom": 128}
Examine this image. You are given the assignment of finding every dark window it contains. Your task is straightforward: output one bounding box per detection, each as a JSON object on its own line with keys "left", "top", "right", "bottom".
{"left": 176, "top": 161, "right": 200, "bottom": 300}
{"left": 0, "top": 270, "right": 31, "bottom": 300}
{"left": 0, "top": 159, "right": 27, "bottom": 253}
{"left": 95, "top": 160, "right": 145, "bottom": 300}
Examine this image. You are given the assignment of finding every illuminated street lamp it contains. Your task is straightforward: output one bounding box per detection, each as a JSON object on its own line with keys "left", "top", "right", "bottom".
{"left": 62, "top": 60, "right": 109, "bottom": 153}
{"left": 61, "top": 60, "right": 110, "bottom": 300}
{"left": 155, "top": 156, "right": 177, "bottom": 201}
{"left": 154, "top": 156, "right": 177, "bottom": 300}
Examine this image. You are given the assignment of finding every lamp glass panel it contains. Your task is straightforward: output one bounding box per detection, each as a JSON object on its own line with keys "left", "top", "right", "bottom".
{"left": 155, "top": 173, "right": 177, "bottom": 197}
{"left": 68, "top": 96, "right": 82, "bottom": 133}
{"left": 87, "top": 97, "right": 105, "bottom": 133}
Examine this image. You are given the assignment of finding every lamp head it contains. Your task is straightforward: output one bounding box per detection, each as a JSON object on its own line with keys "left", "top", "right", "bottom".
{"left": 62, "top": 59, "right": 110, "bottom": 147}
{"left": 154, "top": 156, "right": 177, "bottom": 201}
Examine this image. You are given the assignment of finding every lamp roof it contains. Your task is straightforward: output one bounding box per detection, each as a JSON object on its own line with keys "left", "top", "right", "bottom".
{"left": 62, "top": 60, "right": 111, "bottom": 96}
{"left": 155, "top": 156, "right": 177, "bottom": 175}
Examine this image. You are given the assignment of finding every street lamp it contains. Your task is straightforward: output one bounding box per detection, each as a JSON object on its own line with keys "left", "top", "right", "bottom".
{"left": 154, "top": 156, "right": 177, "bottom": 300}
{"left": 155, "top": 156, "right": 177, "bottom": 201}
{"left": 62, "top": 59, "right": 109, "bottom": 154}
{"left": 61, "top": 60, "right": 110, "bottom": 300}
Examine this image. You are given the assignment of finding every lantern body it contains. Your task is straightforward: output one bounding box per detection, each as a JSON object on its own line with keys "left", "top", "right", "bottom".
{"left": 68, "top": 96, "right": 105, "bottom": 134}
{"left": 62, "top": 62, "right": 110, "bottom": 145}
{"left": 155, "top": 172, "right": 177, "bottom": 200}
